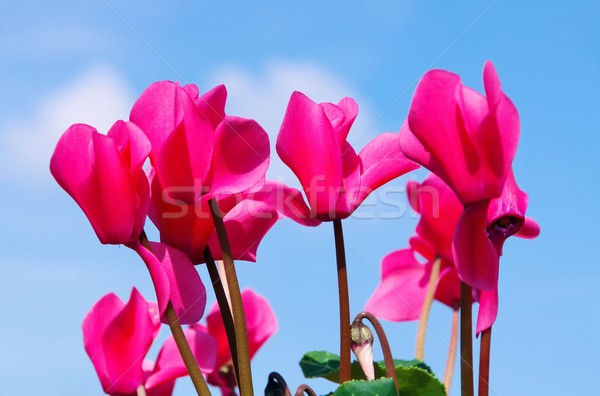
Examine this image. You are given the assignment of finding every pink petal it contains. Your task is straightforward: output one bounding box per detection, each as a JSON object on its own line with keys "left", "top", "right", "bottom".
{"left": 453, "top": 201, "right": 499, "bottom": 290}
{"left": 195, "top": 84, "right": 227, "bottom": 129}
{"left": 411, "top": 174, "right": 463, "bottom": 263}
{"left": 476, "top": 287, "right": 498, "bottom": 335}
{"left": 348, "top": 132, "right": 419, "bottom": 212}
{"left": 130, "top": 81, "right": 184, "bottom": 156}
{"left": 364, "top": 249, "right": 430, "bottom": 322}
{"left": 276, "top": 91, "right": 343, "bottom": 217}
{"left": 321, "top": 97, "right": 358, "bottom": 145}
{"left": 434, "top": 266, "right": 461, "bottom": 308}
{"left": 145, "top": 325, "right": 217, "bottom": 389}
{"left": 209, "top": 116, "right": 270, "bottom": 196}
{"left": 516, "top": 217, "right": 541, "bottom": 239}
{"left": 50, "top": 123, "right": 145, "bottom": 245}
{"left": 83, "top": 289, "right": 159, "bottom": 394}
{"left": 207, "top": 289, "right": 277, "bottom": 369}
{"left": 146, "top": 381, "right": 175, "bottom": 396}
{"left": 250, "top": 181, "right": 321, "bottom": 227}
{"left": 132, "top": 242, "right": 206, "bottom": 324}
{"left": 207, "top": 199, "right": 279, "bottom": 262}
{"left": 148, "top": 178, "right": 215, "bottom": 263}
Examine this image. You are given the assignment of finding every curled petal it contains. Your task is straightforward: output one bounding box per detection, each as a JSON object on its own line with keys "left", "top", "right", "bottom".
{"left": 516, "top": 217, "right": 541, "bottom": 239}
{"left": 132, "top": 242, "right": 206, "bottom": 324}
{"left": 453, "top": 201, "right": 499, "bottom": 290}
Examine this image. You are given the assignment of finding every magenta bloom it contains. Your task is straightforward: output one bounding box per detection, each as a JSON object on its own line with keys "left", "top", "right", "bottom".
{"left": 277, "top": 91, "right": 418, "bottom": 221}
{"left": 205, "top": 289, "right": 278, "bottom": 395}
{"left": 400, "top": 61, "right": 519, "bottom": 206}
{"left": 130, "top": 82, "right": 271, "bottom": 262}
{"left": 50, "top": 120, "right": 150, "bottom": 245}
{"left": 83, "top": 288, "right": 216, "bottom": 396}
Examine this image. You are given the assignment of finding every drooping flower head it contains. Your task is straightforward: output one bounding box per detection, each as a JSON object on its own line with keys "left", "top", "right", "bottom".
{"left": 83, "top": 288, "right": 217, "bottom": 396}
{"left": 277, "top": 91, "right": 418, "bottom": 221}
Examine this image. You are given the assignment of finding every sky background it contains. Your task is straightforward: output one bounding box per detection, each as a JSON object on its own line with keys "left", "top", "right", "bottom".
{"left": 0, "top": 1, "right": 598, "bottom": 395}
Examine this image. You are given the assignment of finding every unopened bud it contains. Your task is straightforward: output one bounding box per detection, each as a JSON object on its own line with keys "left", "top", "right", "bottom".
{"left": 350, "top": 320, "right": 375, "bottom": 380}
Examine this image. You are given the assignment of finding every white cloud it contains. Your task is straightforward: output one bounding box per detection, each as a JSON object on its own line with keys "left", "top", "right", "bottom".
{"left": 0, "top": 65, "right": 133, "bottom": 185}
{"left": 208, "top": 60, "right": 377, "bottom": 185}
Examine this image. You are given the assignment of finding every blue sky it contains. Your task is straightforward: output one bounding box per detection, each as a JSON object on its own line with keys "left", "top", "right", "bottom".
{"left": 0, "top": 1, "right": 598, "bottom": 395}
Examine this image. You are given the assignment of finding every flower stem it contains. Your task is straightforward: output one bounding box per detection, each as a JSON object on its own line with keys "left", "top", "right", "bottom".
{"left": 139, "top": 231, "right": 211, "bottom": 396}
{"left": 295, "top": 385, "right": 317, "bottom": 396}
{"left": 203, "top": 246, "right": 240, "bottom": 387}
{"left": 460, "top": 282, "right": 474, "bottom": 396}
{"left": 444, "top": 306, "right": 459, "bottom": 395}
{"left": 478, "top": 327, "right": 492, "bottom": 396}
{"left": 416, "top": 256, "right": 442, "bottom": 361}
{"left": 333, "top": 219, "right": 351, "bottom": 384}
{"left": 355, "top": 311, "right": 399, "bottom": 392}
{"left": 209, "top": 198, "right": 254, "bottom": 396}
{"left": 165, "top": 302, "right": 212, "bottom": 396}
{"left": 136, "top": 385, "right": 147, "bottom": 396}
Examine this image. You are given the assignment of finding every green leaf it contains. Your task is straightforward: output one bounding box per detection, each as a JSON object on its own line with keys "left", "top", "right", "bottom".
{"left": 333, "top": 378, "right": 398, "bottom": 396}
{"left": 299, "top": 351, "right": 445, "bottom": 396}
{"left": 299, "top": 351, "right": 341, "bottom": 379}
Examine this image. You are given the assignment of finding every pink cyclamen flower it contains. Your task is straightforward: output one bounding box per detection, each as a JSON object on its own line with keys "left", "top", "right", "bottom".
{"left": 205, "top": 289, "right": 278, "bottom": 395}
{"left": 130, "top": 82, "right": 272, "bottom": 262}
{"left": 83, "top": 288, "right": 217, "bottom": 396}
{"left": 400, "top": 61, "right": 519, "bottom": 206}
{"left": 50, "top": 120, "right": 151, "bottom": 245}
{"left": 277, "top": 91, "right": 418, "bottom": 221}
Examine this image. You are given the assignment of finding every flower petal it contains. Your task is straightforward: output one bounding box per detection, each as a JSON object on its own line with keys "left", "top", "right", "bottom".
{"left": 207, "top": 199, "right": 279, "bottom": 262}
{"left": 476, "top": 287, "right": 498, "bottom": 335}
{"left": 348, "top": 132, "right": 419, "bottom": 211}
{"left": 50, "top": 123, "right": 145, "bottom": 245}
{"left": 145, "top": 324, "right": 217, "bottom": 390}
{"left": 132, "top": 242, "right": 206, "bottom": 324}
{"left": 83, "top": 289, "right": 159, "bottom": 394}
{"left": 365, "top": 249, "right": 430, "bottom": 322}
{"left": 210, "top": 116, "right": 270, "bottom": 196}
{"left": 276, "top": 91, "right": 343, "bottom": 217}
{"left": 453, "top": 201, "right": 499, "bottom": 290}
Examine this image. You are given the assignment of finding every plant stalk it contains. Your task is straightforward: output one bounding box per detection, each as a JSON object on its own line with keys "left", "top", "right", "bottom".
{"left": 460, "top": 282, "right": 474, "bottom": 396}
{"left": 416, "top": 256, "right": 442, "bottom": 361}
{"left": 444, "top": 306, "right": 459, "bottom": 395}
{"left": 356, "top": 311, "right": 399, "bottom": 393}
{"left": 478, "top": 327, "right": 492, "bottom": 396}
{"left": 209, "top": 198, "right": 254, "bottom": 396}
{"left": 204, "top": 246, "right": 240, "bottom": 387}
{"left": 333, "top": 219, "right": 351, "bottom": 384}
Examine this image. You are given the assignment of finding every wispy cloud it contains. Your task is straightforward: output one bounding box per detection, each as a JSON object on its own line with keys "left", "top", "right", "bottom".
{"left": 208, "top": 60, "right": 376, "bottom": 184}
{"left": 0, "top": 65, "right": 133, "bottom": 186}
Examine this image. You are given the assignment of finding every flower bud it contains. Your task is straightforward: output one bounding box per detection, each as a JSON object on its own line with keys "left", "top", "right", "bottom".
{"left": 350, "top": 320, "right": 375, "bottom": 380}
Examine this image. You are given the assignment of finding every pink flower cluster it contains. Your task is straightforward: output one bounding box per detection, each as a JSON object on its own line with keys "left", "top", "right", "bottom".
{"left": 50, "top": 60, "right": 539, "bottom": 394}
